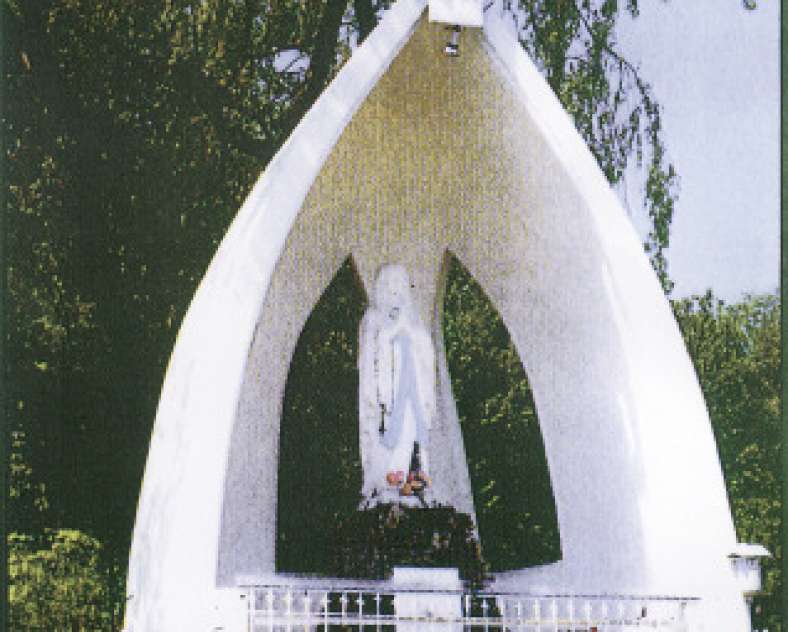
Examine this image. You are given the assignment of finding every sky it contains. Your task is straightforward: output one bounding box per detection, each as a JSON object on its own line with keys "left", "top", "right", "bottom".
{"left": 616, "top": 1, "right": 780, "bottom": 302}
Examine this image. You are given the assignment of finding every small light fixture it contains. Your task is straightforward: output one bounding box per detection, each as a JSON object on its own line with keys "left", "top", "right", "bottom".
{"left": 444, "top": 25, "right": 461, "bottom": 56}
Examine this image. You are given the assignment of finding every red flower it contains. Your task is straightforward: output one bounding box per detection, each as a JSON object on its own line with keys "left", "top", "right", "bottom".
{"left": 386, "top": 471, "right": 404, "bottom": 486}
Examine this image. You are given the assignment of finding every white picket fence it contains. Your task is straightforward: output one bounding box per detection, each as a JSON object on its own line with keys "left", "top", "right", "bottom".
{"left": 235, "top": 580, "right": 697, "bottom": 631}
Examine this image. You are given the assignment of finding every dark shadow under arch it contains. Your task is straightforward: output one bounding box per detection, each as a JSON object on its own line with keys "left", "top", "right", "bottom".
{"left": 276, "top": 256, "right": 367, "bottom": 573}
{"left": 441, "top": 253, "right": 561, "bottom": 571}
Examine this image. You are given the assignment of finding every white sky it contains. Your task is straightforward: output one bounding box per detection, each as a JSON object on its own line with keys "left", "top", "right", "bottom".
{"left": 617, "top": 1, "right": 780, "bottom": 302}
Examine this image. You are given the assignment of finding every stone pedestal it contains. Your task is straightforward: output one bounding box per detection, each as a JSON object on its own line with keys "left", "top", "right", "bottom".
{"left": 391, "top": 566, "right": 462, "bottom": 631}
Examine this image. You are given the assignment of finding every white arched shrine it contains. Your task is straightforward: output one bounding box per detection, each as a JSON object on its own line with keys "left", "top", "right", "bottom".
{"left": 125, "top": 2, "right": 748, "bottom": 630}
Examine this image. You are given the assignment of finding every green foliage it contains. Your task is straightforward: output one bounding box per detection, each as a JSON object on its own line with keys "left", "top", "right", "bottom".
{"left": 443, "top": 256, "right": 560, "bottom": 570}
{"left": 512, "top": 0, "right": 678, "bottom": 292}
{"left": 4, "top": 0, "right": 678, "bottom": 559}
{"left": 277, "top": 258, "right": 366, "bottom": 573}
{"left": 6, "top": 5, "right": 778, "bottom": 628}
{"left": 8, "top": 530, "right": 125, "bottom": 631}
{"left": 332, "top": 504, "right": 487, "bottom": 587}
{"left": 672, "top": 292, "right": 781, "bottom": 631}
{"left": 9, "top": 428, "right": 49, "bottom": 533}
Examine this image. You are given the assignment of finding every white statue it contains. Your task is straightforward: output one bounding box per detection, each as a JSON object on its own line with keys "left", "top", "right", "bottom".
{"left": 359, "top": 264, "right": 437, "bottom": 505}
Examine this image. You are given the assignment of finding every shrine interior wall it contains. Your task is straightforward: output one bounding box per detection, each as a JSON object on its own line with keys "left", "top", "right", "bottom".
{"left": 218, "top": 13, "right": 737, "bottom": 602}
{"left": 126, "top": 5, "right": 746, "bottom": 630}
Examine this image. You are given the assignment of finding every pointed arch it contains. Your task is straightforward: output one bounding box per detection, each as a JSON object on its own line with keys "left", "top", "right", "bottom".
{"left": 276, "top": 256, "right": 367, "bottom": 573}
{"left": 441, "top": 252, "right": 560, "bottom": 570}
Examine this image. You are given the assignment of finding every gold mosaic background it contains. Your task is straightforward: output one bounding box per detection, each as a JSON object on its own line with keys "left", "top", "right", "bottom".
{"left": 272, "top": 15, "right": 551, "bottom": 324}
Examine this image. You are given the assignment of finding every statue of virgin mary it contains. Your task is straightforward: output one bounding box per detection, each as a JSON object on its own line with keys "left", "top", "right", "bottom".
{"left": 358, "top": 264, "right": 437, "bottom": 506}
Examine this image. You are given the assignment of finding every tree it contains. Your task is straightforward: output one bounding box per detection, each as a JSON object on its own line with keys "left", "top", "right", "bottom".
{"left": 507, "top": 0, "right": 678, "bottom": 291}
{"left": 4, "top": 0, "right": 675, "bottom": 609}
{"left": 673, "top": 292, "right": 781, "bottom": 632}
{"left": 8, "top": 529, "right": 125, "bottom": 631}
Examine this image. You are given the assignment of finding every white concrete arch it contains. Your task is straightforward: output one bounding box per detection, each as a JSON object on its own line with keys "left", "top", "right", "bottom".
{"left": 125, "top": 2, "right": 747, "bottom": 630}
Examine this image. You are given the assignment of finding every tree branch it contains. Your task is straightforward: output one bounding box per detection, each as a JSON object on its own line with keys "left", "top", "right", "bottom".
{"left": 354, "top": 0, "right": 378, "bottom": 43}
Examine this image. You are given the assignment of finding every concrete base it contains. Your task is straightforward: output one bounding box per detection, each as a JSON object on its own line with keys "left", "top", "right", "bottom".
{"left": 210, "top": 587, "right": 249, "bottom": 632}
{"left": 391, "top": 566, "right": 462, "bottom": 627}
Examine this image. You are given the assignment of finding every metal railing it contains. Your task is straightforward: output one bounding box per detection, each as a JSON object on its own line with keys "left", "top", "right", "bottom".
{"left": 238, "top": 580, "right": 698, "bottom": 631}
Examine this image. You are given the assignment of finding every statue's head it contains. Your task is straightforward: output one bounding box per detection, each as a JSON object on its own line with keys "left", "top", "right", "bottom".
{"left": 374, "top": 264, "right": 412, "bottom": 324}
